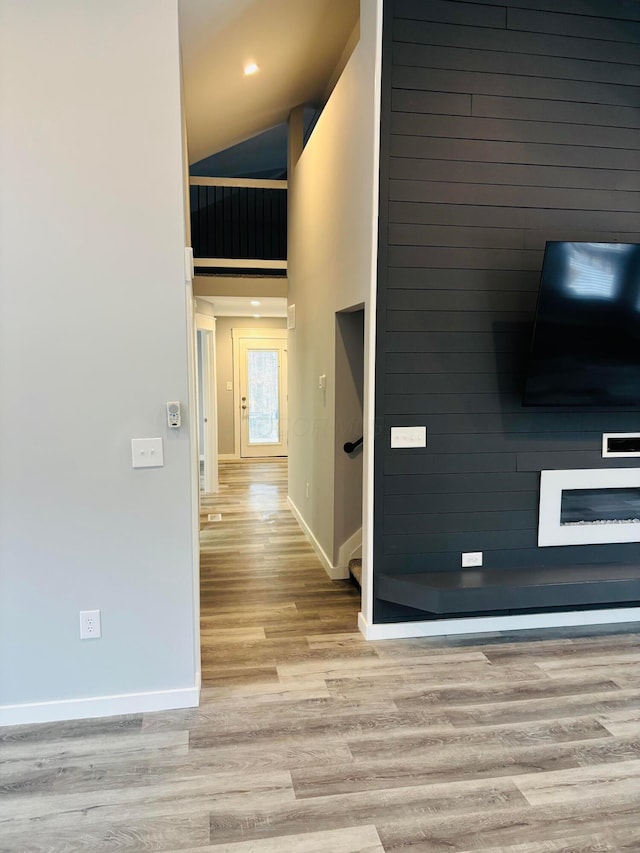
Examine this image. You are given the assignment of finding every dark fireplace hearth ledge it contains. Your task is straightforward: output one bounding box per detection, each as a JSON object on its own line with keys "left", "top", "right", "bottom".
{"left": 377, "top": 565, "right": 640, "bottom": 616}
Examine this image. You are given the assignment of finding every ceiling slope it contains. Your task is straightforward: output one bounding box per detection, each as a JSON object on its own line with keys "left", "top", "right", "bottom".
{"left": 179, "top": 0, "right": 359, "bottom": 164}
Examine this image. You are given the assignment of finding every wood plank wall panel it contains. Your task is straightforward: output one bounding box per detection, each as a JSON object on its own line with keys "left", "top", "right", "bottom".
{"left": 374, "top": 0, "right": 640, "bottom": 621}
{"left": 190, "top": 186, "right": 287, "bottom": 260}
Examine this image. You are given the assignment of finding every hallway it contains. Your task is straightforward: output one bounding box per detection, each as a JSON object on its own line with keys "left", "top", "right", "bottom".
{"left": 199, "top": 458, "right": 361, "bottom": 686}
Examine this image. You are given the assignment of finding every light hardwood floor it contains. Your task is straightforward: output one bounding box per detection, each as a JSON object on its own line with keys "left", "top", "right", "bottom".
{"left": 2, "top": 458, "right": 640, "bottom": 852}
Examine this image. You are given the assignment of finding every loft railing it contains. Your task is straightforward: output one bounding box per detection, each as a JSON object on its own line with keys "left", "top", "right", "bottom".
{"left": 190, "top": 177, "right": 287, "bottom": 273}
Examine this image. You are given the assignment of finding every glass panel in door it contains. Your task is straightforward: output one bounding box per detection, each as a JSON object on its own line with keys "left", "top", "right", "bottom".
{"left": 238, "top": 335, "right": 287, "bottom": 458}
{"left": 247, "top": 349, "right": 280, "bottom": 445}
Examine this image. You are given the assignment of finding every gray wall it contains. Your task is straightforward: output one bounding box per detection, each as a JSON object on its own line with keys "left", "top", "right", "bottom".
{"left": 0, "top": 0, "right": 197, "bottom": 718}
{"left": 288, "top": 0, "right": 381, "bottom": 573}
{"left": 375, "top": 0, "right": 640, "bottom": 621}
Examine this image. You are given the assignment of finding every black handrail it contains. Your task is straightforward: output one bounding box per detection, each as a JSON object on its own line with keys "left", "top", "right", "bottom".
{"left": 343, "top": 437, "right": 363, "bottom": 454}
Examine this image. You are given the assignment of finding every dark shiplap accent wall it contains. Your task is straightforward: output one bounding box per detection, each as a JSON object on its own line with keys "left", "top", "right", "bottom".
{"left": 374, "top": 0, "right": 640, "bottom": 621}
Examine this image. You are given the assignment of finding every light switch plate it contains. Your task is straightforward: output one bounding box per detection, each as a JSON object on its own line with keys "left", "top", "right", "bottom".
{"left": 131, "top": 437, "right": 164, "bottom": 468}
{"left": 184, "top": 247, "right": 194, "bottom": 282}
{"left": 390, "top": 426, "right": 427, "bottom": 448}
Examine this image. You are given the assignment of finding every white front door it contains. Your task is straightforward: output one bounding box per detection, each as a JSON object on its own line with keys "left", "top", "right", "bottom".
{"left": 235, "top": 331, "right": 288, "bottom": 458}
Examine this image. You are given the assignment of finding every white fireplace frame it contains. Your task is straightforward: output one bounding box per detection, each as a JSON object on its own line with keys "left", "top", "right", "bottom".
{"left": 539, "top": 468, "right": 640, "bottom": 547}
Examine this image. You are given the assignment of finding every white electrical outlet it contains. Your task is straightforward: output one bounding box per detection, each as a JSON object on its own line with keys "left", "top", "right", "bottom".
{"left": 80, "top": 610, "right": 101, "bottom": 639}
{"left": 462, "top": 552, "right": 483, "bottom": 568}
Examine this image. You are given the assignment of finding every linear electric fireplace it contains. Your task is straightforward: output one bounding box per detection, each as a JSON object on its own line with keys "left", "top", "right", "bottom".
{"left": 539, "top": 468, "right": 640, "bottom": 546}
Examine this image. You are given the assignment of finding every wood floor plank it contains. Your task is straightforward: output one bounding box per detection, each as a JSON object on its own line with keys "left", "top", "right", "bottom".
{"left": 597, "top": 707, "right": 640, "bottom": 737}
{"left": 0, "top": 728, "right": 189, "bottom": 763}
{"left": 0, "top": 714, "right": 142, "bottom": 745}
{"left": 200, "top": 626, "right": 267, "bottom": 643}
{"left": 168, "top": 824, "right": 385, "bottom": 853}
{"left": 347, "top": 717, "right": 610, "bottom": 760}
{"left": 376, "top": 798, "right": 640, "bottom": 852}
{"left": 443, "top": 687, "right": 640, "bottom": 728}
{"left": 207, "top": 778, "right": 527, "bottom": 846}
{"left": 394, "top": 677, "right": 623, "bottom": 709}
{"left": 290, "top": 734, "right": 640, "bottom": 799}
{"left": 514, "top": 757, "right": 640, "bottom": 806}
{"left": 0, "top": 814, "right": 211, "bottom": 853}
{"left": 455, "top": 825, "right": 640, "bottom": 852}
{"left": 187, "top": 706, "right": 445, "bottom": 749}
{"left": 0, "top": 770, "right": 295, "bottom": 822}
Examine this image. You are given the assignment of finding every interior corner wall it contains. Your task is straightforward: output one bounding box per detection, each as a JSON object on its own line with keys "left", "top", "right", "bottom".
{"left": 374, "top": 0, "right": 640, "bottom": 623}
{"left": 0, "top": 0, "right": 198, "bottom": 722}
{"left": 287, "top": 0, "right": 382, "bottom": 566}
{"left": 334, "top": 310, "right": 365, "bottom": 564}
{"left": 215, "top": 316, "right": 287, "bottom": 456}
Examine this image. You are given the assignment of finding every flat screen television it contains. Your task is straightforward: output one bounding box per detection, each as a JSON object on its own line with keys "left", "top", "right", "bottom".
{"left": 523, "top": 242, "right": 640, "bottom": 406}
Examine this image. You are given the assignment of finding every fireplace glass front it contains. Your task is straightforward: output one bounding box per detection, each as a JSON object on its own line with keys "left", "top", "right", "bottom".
{"left": 561, "top": 488, "right": 640, "bottom": 526}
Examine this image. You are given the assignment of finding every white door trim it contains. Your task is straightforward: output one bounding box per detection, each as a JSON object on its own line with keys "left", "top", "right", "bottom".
{"left": 186, "top": 286, "right": 201, "bottom": 697}
{"left": 195, "top": 313, "right": 218, "bottom": 493}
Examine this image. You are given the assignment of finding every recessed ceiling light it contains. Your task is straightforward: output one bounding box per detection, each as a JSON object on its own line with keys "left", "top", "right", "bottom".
{"left": 244, "top": 62, "right": 259, "bottom": 76}
{"left": 250, "top": 300, "right": 261, "bottom": 306}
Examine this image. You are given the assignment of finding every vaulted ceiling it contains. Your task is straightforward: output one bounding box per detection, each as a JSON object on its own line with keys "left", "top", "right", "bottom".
{"left": 179, "top": 0, "right": 359, "bottom": 164}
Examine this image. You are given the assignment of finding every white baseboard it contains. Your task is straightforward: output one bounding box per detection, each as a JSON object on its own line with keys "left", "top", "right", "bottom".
{"left": 358, "top": 607, "right": 640, "bottom": 641}
{"left": 218, "top": 453, "right": 238, "bottom": 461}
{"left": 287, "top": 496, "right": 349, "bottom": 580}
{"left": 337, "top": 528, "right": 362, "bottom": 570}
{"left": 0, "top": 684, "right": 200, "bottom": 727}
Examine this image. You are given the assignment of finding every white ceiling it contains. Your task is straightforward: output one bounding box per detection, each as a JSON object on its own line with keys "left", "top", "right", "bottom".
{"left": 179, "top": 0, "right": 359, "bottom": 164}
{"left": 197, "top": 295, "right": 287, "bottom": 317}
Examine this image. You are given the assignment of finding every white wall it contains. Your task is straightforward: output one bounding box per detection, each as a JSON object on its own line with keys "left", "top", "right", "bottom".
{"left": 0, "top": 0, "right": 198, "bottom": 723}
{"left": 287, "top": 0, "right": 381, "bottom": 575}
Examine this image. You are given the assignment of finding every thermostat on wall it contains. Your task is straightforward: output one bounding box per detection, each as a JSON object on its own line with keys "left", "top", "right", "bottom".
{"left": 167, "top": 401, "right": 181, "bottom": 429}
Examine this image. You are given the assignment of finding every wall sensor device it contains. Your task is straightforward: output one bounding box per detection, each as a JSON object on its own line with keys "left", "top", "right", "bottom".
{"left": 167, "top": 401, "right": 181, "bottom": 428}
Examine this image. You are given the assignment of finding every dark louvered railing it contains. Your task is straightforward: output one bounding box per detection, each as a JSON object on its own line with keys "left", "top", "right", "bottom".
{"left": 190, "top": 178, "right": 287, "bottom": 271}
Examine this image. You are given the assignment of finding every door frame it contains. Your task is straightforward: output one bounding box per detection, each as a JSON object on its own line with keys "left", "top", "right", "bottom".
{"left": 231, "top": 328, "right": 288, "bottom": 459}
{"left": 195, "top": 313, "right": 219, "bottom": 493}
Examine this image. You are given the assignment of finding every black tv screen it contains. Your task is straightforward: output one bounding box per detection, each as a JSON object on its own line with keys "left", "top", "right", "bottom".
{"left": 523, "top": 241, "right": 640, "bottom": 406}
